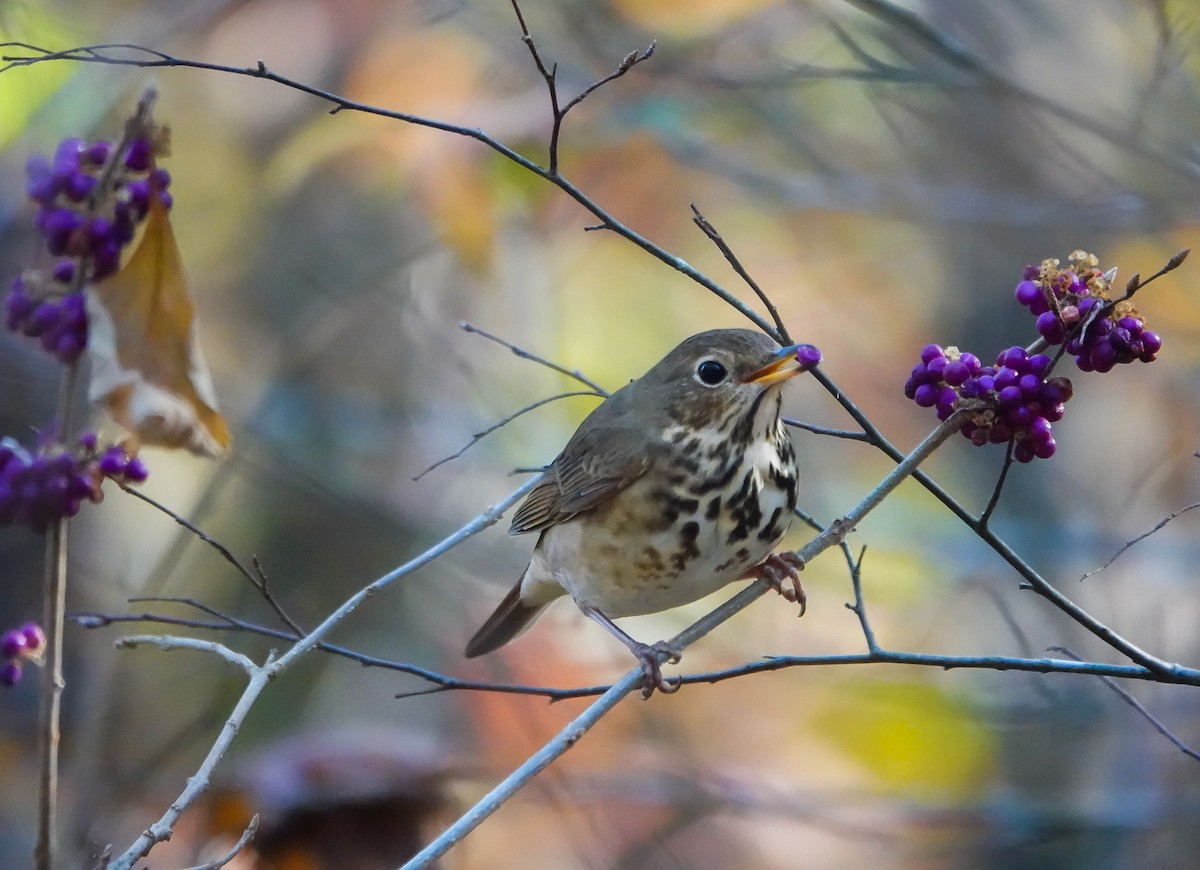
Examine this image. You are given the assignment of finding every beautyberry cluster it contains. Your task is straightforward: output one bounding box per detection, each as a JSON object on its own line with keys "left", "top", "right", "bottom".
{"left": 1, "top": 623, "right": 45, "bottom": 688}
{"left": 906, "top": 345, "right": 1073, "bottom": 462}
{"left": 5, "top": 277, "right": 88, "bottom": 363}
{"left": 3, "top": 130, "right": 172, "bottom": 364}
{"left": 1014, "top": 250, "right": 1162, "bottom": 372}
{"left": 24, "top": 136, "right": 173, "bottom": 281}
{"left": 0, "top": 434, "right": 149, "bottom": 533}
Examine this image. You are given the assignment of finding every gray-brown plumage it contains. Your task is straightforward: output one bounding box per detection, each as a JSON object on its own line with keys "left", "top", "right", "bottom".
{"left": 465, "top": 328, "right": 818, "bottom": 696}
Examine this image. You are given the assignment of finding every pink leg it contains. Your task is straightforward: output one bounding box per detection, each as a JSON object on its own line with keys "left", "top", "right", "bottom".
{"left": 741, "top": 552, "right": 806, "bottom": 616}
{"left": 581, "top": 605, "right": 682, "bottom": 699}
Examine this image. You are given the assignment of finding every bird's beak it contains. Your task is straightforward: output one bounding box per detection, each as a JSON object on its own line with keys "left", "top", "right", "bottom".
{"left": 741, "top": 343, "right": 822, "bottom": 387}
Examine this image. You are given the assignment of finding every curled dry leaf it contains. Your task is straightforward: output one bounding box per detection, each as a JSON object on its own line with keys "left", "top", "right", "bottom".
{"left": 87, "top": 197, "right": 230, "bottom": 458}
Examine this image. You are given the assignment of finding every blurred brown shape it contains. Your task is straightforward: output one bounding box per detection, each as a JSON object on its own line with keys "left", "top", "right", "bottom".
{"left": 208, "top": 728, "right": 460, "bottom": 870}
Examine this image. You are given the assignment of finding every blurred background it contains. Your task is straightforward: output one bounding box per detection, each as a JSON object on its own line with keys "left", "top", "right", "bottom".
{"left": 2, "top": 0, "right": 1200, "bottom": 867}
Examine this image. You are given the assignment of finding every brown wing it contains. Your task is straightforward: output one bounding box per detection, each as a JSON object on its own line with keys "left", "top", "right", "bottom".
{"left": 509, "top": 388, "right": 654, "bottom": 535}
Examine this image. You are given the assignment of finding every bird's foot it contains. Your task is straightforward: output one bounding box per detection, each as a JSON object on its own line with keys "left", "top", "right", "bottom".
{"left": 631, "top": 640, "right": 683, "bottom": 700}
{"left": 744, "top": 552, "right": 807, "bottom": 616}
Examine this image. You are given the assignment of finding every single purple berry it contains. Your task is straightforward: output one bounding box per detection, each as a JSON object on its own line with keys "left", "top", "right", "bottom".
{"left": 20, "top": 623, "right": 43, "bottom": 651}
{"left": 920, "top": 344, "right": 944, "bottom": 364}
{"left": 796, "top": 345, "right": 822, "bottom": 368}
{"left": 123, "top": 457, "right": 149, "bottom": 483}
{"left": 1022, "top": 265, "right": 1040, "bottom": 280}
{"left": 903, "top": 377, "right": 917, "bottom": 400}
{"left": 1090, "top": 340, "right": 1117, "bottom": 372}
{"left": 149, "top": 167, "right": 171, "bottom": 191}
{"left": 914, "top": 383, "right": 940, "bottom": 407}
{"left": 927, "top": 355, "right": 949, "bottom": 380}
{"left": 62, "top": 171, "right": 96, "bottom": 202}
{"left": 1033, "top": 436, "right": 1057, "bottom": 459}
{"left": 40, "top": 208, "right": 86, "bottom": 256}
{"left": 1018, "top": 373, "right": 1042, "bottom": 398}
{"left": 51, "top": 259, "right": 76, "bottom": 284}
{"left": 998, "top": 346, "right": 1027, "bottom": 369}
{"left": 1036, "top": 311, "right": 1066, "bottom": 344}
{"left": 1, "top": 630, "right": 26, "bottom": 659}
{"left": 5, "top": 285, "right": 34, "bottom": 331}
{"left": 0, "top": 661, "right": 21, "bottom": 687}
{"left": 1028, "top": 416, "right": 1053, "bottom": 442}
{"left": 79, "top": 432, "right": 98, "bottom": 452}
{"left": 98, "top": 447, "right": 127, "bottom": 477}
{"left": 943, "top": 360, "right": 970, "bottom": 386}
{"left": 969, "top": 427, "right": 989, "bottom": 447}
{"left": 124, "top": 179, "right": 151, "bottom": 219}
{"left": 52, "top": 137, "right": 83, "bottom": 180}
{"left": 1141, "top": 331, "right": 1162, "bottom": 355}
{"left": 1013, "top": 440, "right": 1036, "bottom": 463}
{"left": 997, "top": 385, "right": 1023, "bottom": 409}
{"left": 994, "top": 367, "right": 1019, "bottom": 390}
{"left": 1014, "top": 280, "right": 1040, "bottom": 307}
{"left": 124, "top": 138, "right": 153, "bottom": 172}
{"left": 27, "top": 302, "right": 60, "bottom": 338}
{"left": 83, "top": 140, "right": 113, "bottom": 166}
{"left": 1027, "top": 354, "right": 1052, "bottom": 378}
{"left": 157, "top": 191, "right": 174, "bottom": 211}
{"left": 25, "top": 154, "right": 59, "bottom": 204}
{"left": 92, "top": 240, "right": 122, "bottom": 280}
{"left": 959, "top": 352, "right": 981, "bottom": 374}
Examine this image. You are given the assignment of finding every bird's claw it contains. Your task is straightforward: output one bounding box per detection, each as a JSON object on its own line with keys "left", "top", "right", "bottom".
{"left": 747, "top": 552, "right": 807, "bottom": 616}
{"left": 633, "top": 641, "right": 683, "bottom": 699}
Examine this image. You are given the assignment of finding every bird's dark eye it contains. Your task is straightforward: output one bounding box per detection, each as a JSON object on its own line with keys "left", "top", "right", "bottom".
{"left": 696, "top": 359, "right": 728, "bottom": 386}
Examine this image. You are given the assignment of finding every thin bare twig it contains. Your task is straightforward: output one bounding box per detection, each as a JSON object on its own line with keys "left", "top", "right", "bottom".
{"left": 180, "top": 814, "right": 259, "bottom": 870}
{"left": 783, "top": 417, "right": 871, "bottom": 442}
{"left": 117, "top": 482, "right": 305, "bottom": 635}
{"left": 413, "top": 390, "right": 604, "bottom": 481}
{"left": 460, "top": 322, "right": 609, "bottom": 394}
{"left": 1050, "top": 646, "right": 1200, "bottom": 763}
{"left": 1080, "top": 502, "right": 1200, "bottom": 582}
{"left": 978, "top": 438, "right": 1015, "bottom": 528}
{"left": 36, "top": 359, "right": 79, "bottom": 870}
{"left": 115, "top": 634, "right": 259, "bottom": 674}
{"left": 1114, "top": 248, "right": 1189, "bottom": 301}
{"left": 690, "top": 204, "right": 790, "bottom": 342}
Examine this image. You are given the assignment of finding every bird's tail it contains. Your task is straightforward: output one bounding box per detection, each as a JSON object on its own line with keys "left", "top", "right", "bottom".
{"left": 464, "top": 580, "right": 551, "bottom": 658}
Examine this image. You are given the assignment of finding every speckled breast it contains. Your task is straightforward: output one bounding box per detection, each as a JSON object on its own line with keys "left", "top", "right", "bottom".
{"left": 538, "top": 420, "right": 799, "bottom": 617}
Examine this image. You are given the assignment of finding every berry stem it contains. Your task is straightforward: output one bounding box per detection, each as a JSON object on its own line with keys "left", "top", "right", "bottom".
{"left": 34, "top": 361, "right": 78, "bottom": 870}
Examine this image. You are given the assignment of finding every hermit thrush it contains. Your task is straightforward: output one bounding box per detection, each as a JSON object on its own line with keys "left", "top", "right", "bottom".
{"left": 465, "top": 328, "right": 820, "bottom": 696}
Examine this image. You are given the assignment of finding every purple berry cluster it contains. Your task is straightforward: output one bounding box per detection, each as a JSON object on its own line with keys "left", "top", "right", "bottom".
{"left": 4, "top": 131, "right": 172, "bottom": 364}
{"left": 24, "top": 136, "right": 173, "bottom": 282}
{"left": 1, "top": 623, "right": 45, "bottom": 688}
{"left": 0, "top": 434, "right": 149, "bottom": 533}
{"left": 906, "top": 344, "right": 1074, "bottom": 462}
{"left": 5, "top": 277, "right": 88, "bottom": 363}
{"left": 1014, "top": 250, "right": 1162, "bottom": 373}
